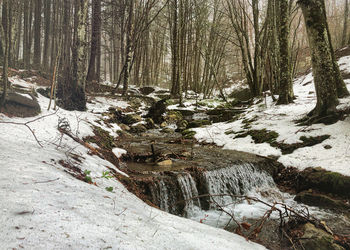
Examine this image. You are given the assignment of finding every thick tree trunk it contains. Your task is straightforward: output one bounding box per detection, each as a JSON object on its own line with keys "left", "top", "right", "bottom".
{"left": 298, "top": 0, "right": 339, "bottom": 122}
{"left": 277, "top": 0, "right": 294, "bottom": 104}
{"left": 86, "top": 0, "right": 101, "bottom": 83}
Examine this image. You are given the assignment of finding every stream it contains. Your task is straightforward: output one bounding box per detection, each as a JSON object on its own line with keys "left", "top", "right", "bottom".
{"left": 114, "top": 129, "right": 350, "bottom": 249}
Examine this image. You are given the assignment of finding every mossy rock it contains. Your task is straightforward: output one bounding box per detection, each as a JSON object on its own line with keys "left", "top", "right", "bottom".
{"left": 145, "top": 118, "right": 156, "bottom": 129}
{"left": 176, "top": 119, "right": 188, "bottom": 131}
{"left": 228, "top": 88, "right": 252, "bottom": 101}
{"left": 161, "top": 127, "right": 175, "bottom": 134}
{"left": 130, "top": 124, "right": 147, "bottom": 134}
{"left": 300, "top": 223, "right": 344, "bottom": 250}
{"left": 171, "top": 109, "right": 195, "bottom": 117}
{"left": 165, "top": 99, "right": 179, "bottom": 106}
{"left": 272, "top": 135, "right": 330, "bottom": 155}
{"left": 123, "top": 114, "right": 142, "bottom": 125}
{"left": 87, "top": 126, "right": 116, "bottom": 150}
{"left": 294, "top": 191, "right": 350, "bottom": 211}
{"left": 207, "top": 108, "right": 245, "bottom": 123}
{"left": 139, "top": 86, "right": 155, "bottom": 95}
{"left": 297, "top": 167, "right": 350, "bottom": 198}
{"left": 187, "top": 119, "right": 212, "bottom": 129}
{"left": 235, "top": 129, "right": 279, "bottom": 144}
{"left": 182, "top": 129, "right": 196, "bottom": 139}
{"left": 165, "top": 111, "right": 183, "bottom": 123}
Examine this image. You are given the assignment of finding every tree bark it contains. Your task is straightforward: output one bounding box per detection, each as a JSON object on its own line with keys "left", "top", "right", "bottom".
{"left": 86, "top": 0, "right": 101, "bottom": 83}
{"left": 298, "top": 0, "right": 339, "bottom": 122}
{"left": 33, "top": 0, "right": 42, "bottom": 69}
{"left": 277, "top": 0, "right": 294, "bottom": 104}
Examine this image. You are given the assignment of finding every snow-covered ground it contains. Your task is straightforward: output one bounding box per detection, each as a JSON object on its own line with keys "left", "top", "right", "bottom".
{"left": 0, "top": 79, "right": 264, "bottom": 249}
{"left": 193, "top": 56, "right": 350, "bottom": 176}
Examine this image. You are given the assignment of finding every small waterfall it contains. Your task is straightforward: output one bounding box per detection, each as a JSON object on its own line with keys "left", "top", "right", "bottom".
{"left": 203, "top": 163, "right": 276, "bottom": 209}
{"left": 150, "top": 179, "right": 171, "bottom": 213}
{"left": 149, "top": 162, "right": 277, "bottom": 216}
{"left": 177, "top": 172, "right": 201, "bottom": 216}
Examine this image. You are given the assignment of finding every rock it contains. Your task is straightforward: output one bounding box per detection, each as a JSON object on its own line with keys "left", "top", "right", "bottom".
{"left": 297, "top": 167, "right": 350, "bottom": 198}
{"left": 187, "top": 119, "right": 211, "bottom": 129}
{"left": 2, "top": 92, "right": 41, "bottom": 117}
{"left": 300, "top": 223, "right": 344, "bottom": 250}
{"left": 228, "top": 88, "right": 252, "bottom": 101}
{"left": 145, "top": 118, "right": 156, "bottom": 129}
{"left": 123, "top": 114, "right": 142, "bottom": 125}
{"left": 165, "top": 111, "right": 183, "bottom": 124}
{"left": 37, "top": 87, "right": 51, "bottom": 98}
{"left": 324, "top": 145, "right": 332, "bottom": 149}
{"left": 294, "top": 191, "right": 350, "bottom": 210}
{"left": 176, "top": 119, "right": 188, "bottom": 131}
{"left": 207, "top": 108, "right": 244, "bottom": 123}
{"left": 130, "top": 124, "right": 147, "bottom": 134}
{"left": 119, "top": 123, "right": 130, "bottom": 131}
{"left": 157, "top": 159, "right": 172, "bottom": 166}
{"left": 182, "top": 129, "right": 196, "bottom": 139}
{"left": 139, "top": 86, "right": 155, "bottom": 95}
{"left": 161, "top": 128, "right": 175, "bottom": 134}
{"left": 145, "top": 99, "right": 167, "bottom": 124}
{"left": 171, "top": 109, "right": 195, "bottom": 117}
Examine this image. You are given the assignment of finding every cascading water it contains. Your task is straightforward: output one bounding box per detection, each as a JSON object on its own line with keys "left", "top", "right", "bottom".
{"left": 149, "top": 162, "right": 280, "bottom": 216}
{"left": 202, "top": 162, "right": 276, "bottom": 210}
{"left": 177, "top": 172, "right": 201, "bottom": 216}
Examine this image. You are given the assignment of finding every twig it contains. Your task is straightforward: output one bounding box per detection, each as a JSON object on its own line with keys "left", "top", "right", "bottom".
{"left": 34, "top": 178, "right": 60, "bottom": 184}
{"left": 0, "top": 110, "right": 59, "bottom": 147}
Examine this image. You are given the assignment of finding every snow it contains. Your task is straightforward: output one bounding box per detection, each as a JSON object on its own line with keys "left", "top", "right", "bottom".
{"left": 112, "top": 148, "right": 127, "bottom": 158}
{"left": 193, "top": 56, "right": 350, "bottom": 176}
{"left": 0, "top": 78, "right": 265, "bottom": 249}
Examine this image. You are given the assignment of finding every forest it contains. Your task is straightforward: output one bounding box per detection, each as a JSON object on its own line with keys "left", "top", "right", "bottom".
{"left": 1, "top": 0, "right": 350, "bottom": 249}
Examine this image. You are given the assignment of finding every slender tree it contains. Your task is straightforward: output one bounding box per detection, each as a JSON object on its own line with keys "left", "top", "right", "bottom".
{"left": 277, "top": 0, "right": 294, "bottom": 104}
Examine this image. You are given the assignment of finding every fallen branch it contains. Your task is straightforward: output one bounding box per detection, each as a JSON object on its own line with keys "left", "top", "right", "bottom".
{"left": 0, "top": 110, "right": 59, "bottom": 147}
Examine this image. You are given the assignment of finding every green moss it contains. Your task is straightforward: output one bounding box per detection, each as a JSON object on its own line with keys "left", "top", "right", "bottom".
{"left": 86, "top": 126, "right": 116, "bottom": 150}
{"left": 187, "top": 119, "right": 211, "bottom": 129}
{"left": 182, "top": 129, "right": 196, "bottom": 139}
{"left": 235, "top": 129, "right": 279, "bottom": 144}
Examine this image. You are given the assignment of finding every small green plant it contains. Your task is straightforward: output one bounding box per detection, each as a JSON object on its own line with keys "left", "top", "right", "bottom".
{"left": 84, "top": 170, "right": 92, "bottom": 183}
{"left": 101, "top": 171, "right": 113, "bottom": 179}
{"left": 105, "top": 186, "right": 114, "bottom": 192}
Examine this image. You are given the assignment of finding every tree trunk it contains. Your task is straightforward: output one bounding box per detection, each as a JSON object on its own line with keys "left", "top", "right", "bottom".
{"left": 298, "top": 0, "right": 339, "bottom": 122}
{"left": 33, "top": 0, "right": 41, "bottom": 69}
{"left": 86, "top": 0, "right": 101, "bottom": 83}
{"left": 1, "top": 0, "right": 10, "bottom": 109}
{"left": 43, "top": 0, "right": 51, "bottom": 72}
{"left": 277, "top": 0, "right": 294, "bottom": 104}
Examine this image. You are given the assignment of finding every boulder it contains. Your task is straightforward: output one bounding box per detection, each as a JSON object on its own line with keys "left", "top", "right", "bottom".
{"left": 187, "top": 119, "right": 211, "bottom": 129}
{"left": 2, "top": 92, "right": 41, "bottom": 117}
{"left": 297, "top": 167, "right": 350, "bottom": 198}
{"left": 294, "top": 191, "right": 350, "bottom": 211}
{"left": 299, "top": 223, "right": 344, "bottom": 250}
{"left": 228, "top": 88, "right": 252, "bottom": 101}
{"left": 130, "top": 124, "right": 147, "bottom": 134}
{"left": 139, "top": 86, "right": 155, "bottom": 95}
{"left": 145, "top": 118, "right": 156, "bottom": 129}
{"left": 123, "top": 114, "right": 142, "bottom": 125}
{"left": 145, "top": 99, "right": 167, "bottom": 124}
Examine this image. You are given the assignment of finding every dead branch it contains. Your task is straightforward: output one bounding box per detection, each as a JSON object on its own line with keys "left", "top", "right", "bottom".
{"left": 0, "top": 110, "right": 59, "bottom": 147}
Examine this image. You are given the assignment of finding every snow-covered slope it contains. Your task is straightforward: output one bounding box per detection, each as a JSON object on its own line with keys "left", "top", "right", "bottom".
{"left": 0, "top": 79, "right": 264, "bottom": 249}
{"left": 193, "top": 56, "right": 350, "bottom": 176}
